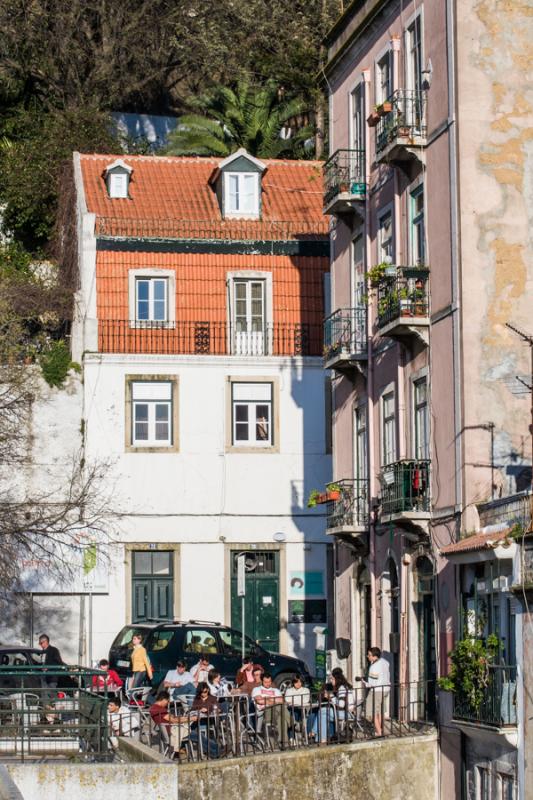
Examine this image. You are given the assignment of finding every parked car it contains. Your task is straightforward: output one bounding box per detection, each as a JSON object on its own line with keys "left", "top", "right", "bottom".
{"left": 108, "top": 621, "right": 312, "bottom": 691}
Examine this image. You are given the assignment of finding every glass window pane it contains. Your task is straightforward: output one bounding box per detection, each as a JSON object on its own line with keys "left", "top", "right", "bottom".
{"left": 235, "top": 423, "right": 249, "bottom": 441}
{"left": 134, "top": 403, "right": 148, "bottom": 421}
{"left": 137, "top": 280, "right": 149, "bottom": 300}
{"left": 133, "top": 552, "right": 152, "bottom": 575}
{"left": 137, "top": 300, "right": 149, "bottom": 320}
{"left": 235, "top": 405, "right": 248, "bottom": 422}
{"left": 135, "top": 422, "right": 149, "bottom": 441}
{"left": 153, "top": 280, "right": 166, "bottom": 300}
{"left": 153, "top": 300, "right": 166, "bottom": 321}
{"left": 228, "top": 174, "right": 239, "bottom": 211}
{"left": 255, "top": 405, "right": 270, "bottom": 441}
{"left": 155, "top": 423, "right": 169, "bottom": 441}
{"left": 155, "top": 404, "right": 169, "bottom": 421}
{"left": 152, "top": 551, "right": 171, "bottom": 576}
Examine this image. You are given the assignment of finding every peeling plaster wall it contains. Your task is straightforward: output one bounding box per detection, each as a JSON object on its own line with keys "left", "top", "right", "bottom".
{"left": 457, "top": 0, "right": 533, "bottom": 521}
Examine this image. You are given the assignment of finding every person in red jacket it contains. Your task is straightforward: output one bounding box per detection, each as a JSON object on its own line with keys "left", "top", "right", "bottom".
{"left": 92, "top": 659, "right": 123, "bottom": 696}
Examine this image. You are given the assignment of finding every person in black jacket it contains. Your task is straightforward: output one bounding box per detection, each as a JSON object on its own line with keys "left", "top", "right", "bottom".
{"left": 39, "top": 634, "right": 64, "bottom": 704}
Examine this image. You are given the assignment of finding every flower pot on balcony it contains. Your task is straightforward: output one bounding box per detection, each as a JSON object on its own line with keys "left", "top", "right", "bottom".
{"left": 367, "top": 111, "right": 380, "bottom": 127}
{"left": 327, "top": 490, "right": 341, "bottom": 501}
{"left": 398, "top": 126, "right": 411, "bottom": 137}
{"left": 377, "top": 101, "right": 392, "bottom": 116}
{"left": 338, "top": 181, "right": 349, "bottom": 193}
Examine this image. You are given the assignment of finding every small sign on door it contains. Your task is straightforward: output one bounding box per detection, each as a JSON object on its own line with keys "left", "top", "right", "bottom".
{"left": 262, "top": 596, "right": 273, "bottom": 606}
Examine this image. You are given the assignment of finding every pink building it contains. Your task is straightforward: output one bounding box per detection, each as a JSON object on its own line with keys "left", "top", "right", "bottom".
{"left": 322, "top": 0, "right": 532, "bottom": 797}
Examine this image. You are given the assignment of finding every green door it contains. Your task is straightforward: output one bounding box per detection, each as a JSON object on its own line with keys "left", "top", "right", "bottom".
{"left": 230, "top": 551, "right": 279, "bottom": 651}
{"left": 132, "top": 550, "right": 173, "bottom": 623}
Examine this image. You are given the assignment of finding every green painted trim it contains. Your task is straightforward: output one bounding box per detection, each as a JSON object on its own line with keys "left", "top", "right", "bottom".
{"left": 96, "top": 237, "right": 329, "bottom": 257}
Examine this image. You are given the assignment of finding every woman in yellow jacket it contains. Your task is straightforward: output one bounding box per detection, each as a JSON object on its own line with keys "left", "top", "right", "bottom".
{"left": 130, "top": 633, "right": 153, "bottom": 689}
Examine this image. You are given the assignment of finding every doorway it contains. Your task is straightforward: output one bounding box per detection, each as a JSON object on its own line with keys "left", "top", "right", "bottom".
{"left": 132, "top": 550, "right": 174, "bottom": 622}
{"left": 415, "top": 556, "right": 436, "bottom": 718}
{"left": 230, "top": 550, "right": 280, "bottom": 651}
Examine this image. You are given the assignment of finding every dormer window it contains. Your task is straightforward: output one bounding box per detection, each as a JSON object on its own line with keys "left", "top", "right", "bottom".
{"left": 104, "top": 159, "right": 133, "bottom": 199}
{"left": 226, "top": 173, "right": 259, "bottom": 216}
{"left": 210, "top": 148, "right": 266, "bottom": 220}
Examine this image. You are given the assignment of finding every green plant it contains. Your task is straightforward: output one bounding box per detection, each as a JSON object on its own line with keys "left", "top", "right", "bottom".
{"left": 365, "top": 262, "right": 389, "bottom": 287}
{"left": 326, "top": 482, "right": 341, "bottom": 493}
{"left": 307, "top": 489, "right": 320, "bottom": 508}
{"left": 39, "top": 340, "right": 77, "bottom": 388}
{"left": 437, "top": 633, "right": 500, "bottom": 710}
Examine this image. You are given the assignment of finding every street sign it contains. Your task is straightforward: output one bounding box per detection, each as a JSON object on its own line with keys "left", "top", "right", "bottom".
{"left": 237, "top": 554, "right": 246, "bottom": 597}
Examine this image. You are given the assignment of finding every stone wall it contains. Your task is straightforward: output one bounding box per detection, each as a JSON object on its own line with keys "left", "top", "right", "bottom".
{"left": 6, "top": 733, "right": 438, "bottom": 800}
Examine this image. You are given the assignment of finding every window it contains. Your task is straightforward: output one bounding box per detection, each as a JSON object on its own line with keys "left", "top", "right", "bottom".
{"left": 414, "top": 377, "right": 429, "bottom": 459}
{"left": 410, "top": 186, "right": 425, "bottom": 265}
{"left": 232, "top": 279, "right": 266, "bottom": 355}
{"left": 109, "top": 172, "right": 128, "bottom": 198}
{"left": 382, "top": 391, "right": 397, "bottom": 465}
{"left": 406, "top": 15, "right": 423, "bottom": 93}
{"left": 184, "top": 629, "right": 220, "bottom": 654}
{"left": 225, "top": 172, "right": 259, "bottom": 217}
{"left": 376, "top": 52, "right": 393, "bottom": 104}
{"left": 232, "top": 382, "right": 273, "bottom": 446}
{"left": 478, "top": 767, "right": 490, "bottom": 800}
{"left": 136, "top": 277, "right": 168, "bottom": 322}
{"left": 351, "top": 84, "right": 365, "bottom": 152}
{"left": 378, "top": 211, "right": 394, "bottom": 262}
{"left": 355, "top": 404, "right": 368, "bottom": 481}
{"left": 132, "top": 550, "right": 173, "bottom": 623}
{"left": 130, "top": 381, "right": 173, "bottom": 448}
{"left": 219, "top": 629, "right": 258, "bottom": 657}
{"left": 499, "top": 774, "right": 514, "bottom": 800}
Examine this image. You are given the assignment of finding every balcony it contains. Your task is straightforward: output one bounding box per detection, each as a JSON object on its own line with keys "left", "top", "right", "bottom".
{"left": 323, "top": 307, "right": 367, "bottom": 373}
{"left": 323, "top": 149, "right": 366, "bottom": 216}
{"left": 453, "top": 665, "right": 517, "bottom": 742}
{"left": 375, "top": 90, "right": 427, "bottom": 165}
{"left": 376, "top": 267, "right": 430, "bottom": 345}
{"left": 98, "top": 320, "right": 322, "bottom": 357}
{"left": 380, "top": 459, "right": 431, "bottom": 533}
{"left": 326, "top": 478, "right": 369, "bottom": 541}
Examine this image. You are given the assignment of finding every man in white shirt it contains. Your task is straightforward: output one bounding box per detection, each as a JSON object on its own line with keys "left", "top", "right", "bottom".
{"left": 163, "top": 660, "right": 195, "bottom": 699}
{"left": 363, "top": 647, "right": 391, "bottom": 736}
{"left": 190, "top": 654, "right": 212, "bottom": 686}
{"left": 108, "top": 698, "right": 140, "bottom": 745}
{"left": 251, "top": 672, "right": 289, "bottom": 747}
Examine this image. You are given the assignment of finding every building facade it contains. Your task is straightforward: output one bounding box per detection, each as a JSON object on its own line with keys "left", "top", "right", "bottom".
{"left": 322, "top": 0, "right": 532, "bottom": 797}
{"left": 29, "top": 149, "right": 333, "bottom": 668}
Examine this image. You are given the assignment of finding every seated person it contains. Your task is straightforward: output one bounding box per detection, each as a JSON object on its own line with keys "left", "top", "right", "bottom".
{"left": 149, "top": 690, "right": 182, "bottom": 734}
{"left": 207, "top": 669, "right": 230, "bottom": 700}
{"left": 189, "top": 683, "right": 220, "bottom": 758}
{"left": 284, "top": 673, "right": 311, "bottom": 722}
{"left": 237, "top": 665, "right": 264, "bottom": 697}
{"left": 191, "top": 682, "right": 219, "bottom": 715}
{"left": 202, "top": 636, "right": 217, "bottom": 653}
{"left": 235, "top": 656, "right": 260, "bottom": 687}
{"left": 251, "top": 672, "right": 289, "bottom": 747}
{"left": 163, "top": 660, "right": 195, "bottom": 699}
{"left": 108, "top": 698, "right": 140, "bottom": 738}
{"left": 93, "top": 659, "right": 123, "bottom": 695}
{"left": 185, "top": 635, "right": 202, "bottom": 653}
{"left": 190, "top": 654, "right": 212, "bottom": 685}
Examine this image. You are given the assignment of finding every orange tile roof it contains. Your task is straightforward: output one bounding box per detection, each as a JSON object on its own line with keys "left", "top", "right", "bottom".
{"left": 440, "top": 529, "right": 514, "bottom": 555}
{"left": 79, "top": 154, "right": 329, "bottom": 240}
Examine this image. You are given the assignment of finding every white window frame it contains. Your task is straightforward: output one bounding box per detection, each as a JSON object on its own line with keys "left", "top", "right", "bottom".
{"left": 224, "top": 172, "right": 260, "bottom": 218}
{"left": 413, "top": 374, "right": 429, "bottom": 460}
{"left": 231, "top": 382, "right": 273, "bottom": 448}
{"left": 405, "top": 11, "right": 424, "bottom": 93}
{"left": 109, "top": 172, "right": 129, "bottom": 199}
{"left": 227, "top": 271, "right": 273, "bottom": 355}
{"left": 128, "top": 380, "right": 175, "bottom": 449}
{"left": 377, "top": 205, "right": 394, "bottom": 263}
{"left": 477, "top": 765, "right": 491, "bottom": 800}
{"left": 350, "top": 82, "right": 365, "bottom": 153}
{"left": 381, "top": 388, "right": 397, "bottom": 466}
{"left": 128, "top": 269, "right": 176, "bottom": 327}
{"left": 375, "top": 48, "right": 393, "bottom": 105}
{"left": 354, "top": 402, "right": 368, "bottom": 481}
{"left": 410, "top": 183, "right": 426, "bottom": 265}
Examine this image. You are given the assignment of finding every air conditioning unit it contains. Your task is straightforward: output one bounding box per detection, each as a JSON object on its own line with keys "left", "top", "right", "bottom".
{"left": 493, "top": 576, "right": 511, "bottom": 591}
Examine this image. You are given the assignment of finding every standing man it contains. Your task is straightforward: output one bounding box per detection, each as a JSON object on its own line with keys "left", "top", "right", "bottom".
{"left": 363, "top": 647, "right": 390, "bottom": 737}
{"left": 39, "top": 634, "right": 64, "bottom": 705}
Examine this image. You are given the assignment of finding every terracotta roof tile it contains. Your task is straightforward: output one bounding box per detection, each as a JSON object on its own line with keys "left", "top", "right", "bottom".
{"left": 440, "top": 529, "right": 513, "bottom": 555}
{"left": 79, "top": 154, "right": 328, "bottom": 240}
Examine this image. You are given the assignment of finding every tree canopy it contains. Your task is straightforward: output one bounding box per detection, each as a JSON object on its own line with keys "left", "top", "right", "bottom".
{"left": 165, "top": 81, "right": 314, "bottom": 159}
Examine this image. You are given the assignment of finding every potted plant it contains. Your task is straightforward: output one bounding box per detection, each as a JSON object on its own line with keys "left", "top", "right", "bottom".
{"left": 307, "top": 489, "right": 321, "bottom": 508}
{"left": 326, "top": 482, "right": 342, "bottom": 501}
{"left": 376, "top": 101, "right": 392, "bottom": 116}
{"left": 365, "top": 262, "right": 389, "bottom": 288}
{"left": 367, "top": 110, "right": 380, "bottom": 127}
{"left": 438, "top": 634, "right": 500, "bottom": 714}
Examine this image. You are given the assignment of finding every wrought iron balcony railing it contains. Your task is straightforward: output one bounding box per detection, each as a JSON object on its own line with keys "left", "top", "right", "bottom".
{"left": 376, "top": 267, "right": 429, "bottom": 329}
{"left": 98, "top": 320, "right": 322, "bottom": 357}
{"left": 323, "top": 307, "right": 367, "bottom": 362}
{"left": 380, "top": 459, "right": 430, "bottom": 517}
{"left": 376, "top": 90, "right": 427, "bottom": 156}
{"left": 323, "top": 149, "right": 366, "bottom": 207}
{"left": 453, "top": 665, "right": 517, "bottom": 728}
{"left": 326, "top": 478, "right": 369, "bottom": 531}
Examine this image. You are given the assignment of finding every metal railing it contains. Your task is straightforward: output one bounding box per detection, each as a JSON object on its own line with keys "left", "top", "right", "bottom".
{"left": 323, "top": 149, "right": 366, "bottom": 206}
{"left": 98, "top": 320, "right": 323, "bottom": 357}
{"left": 327, "top": 478, "right": 370, "bottom": 530}
{"left": 380, "top": 459, "right": 431, "bottom": 516}
{"left": 0, "top": 666, "right": 111, "bottom": 762}
{"left": 453, "top": 665, "right": 517, "bottom": 727}
{"left": 129, "top": 680, "right": 435, "bottom": 762}
{"left": 376, "top": 267, "right": 429, "bottom": 328}
{"left": 323, "top": 307, "right": 367, "bottom": 360}
{"left": 376, "top": 89, "right": 427, "bottom": 155}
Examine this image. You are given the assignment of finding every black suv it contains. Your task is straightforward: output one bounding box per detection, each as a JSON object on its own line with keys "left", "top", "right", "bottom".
{"left": 109, "top": 621, "right": 311, "bottom": 691}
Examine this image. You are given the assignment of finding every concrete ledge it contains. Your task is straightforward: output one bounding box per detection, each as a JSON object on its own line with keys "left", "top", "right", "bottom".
{"left": 0, "top": 766, "right": 24, "bottom": 800}
{"left": 117, "top": 736, "right": 169, "bottom": 764}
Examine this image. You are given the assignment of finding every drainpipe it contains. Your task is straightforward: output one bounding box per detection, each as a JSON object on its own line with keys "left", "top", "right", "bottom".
{"left": 362, "top": 68, "right": 378, "bottom": 644}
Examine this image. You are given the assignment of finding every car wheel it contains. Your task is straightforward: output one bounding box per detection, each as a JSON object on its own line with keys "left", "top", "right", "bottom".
{"left": 274, "top": 672, "right": 295, "bottom": 693}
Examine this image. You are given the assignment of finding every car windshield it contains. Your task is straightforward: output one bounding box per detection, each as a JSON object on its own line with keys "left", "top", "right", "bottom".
{"left": 111, "top": 626, "right": 151, "bottom": 649}
{"left": 219, "top": 629, "right": 263, "bottom": 657}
